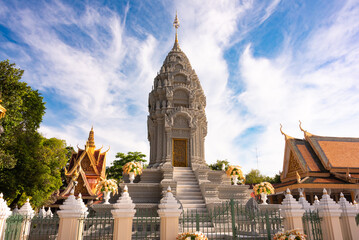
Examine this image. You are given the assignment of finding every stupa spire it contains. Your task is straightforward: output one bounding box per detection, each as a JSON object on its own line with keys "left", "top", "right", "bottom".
{"left": 172, "top": 11, "right": 181, "bottom": 51}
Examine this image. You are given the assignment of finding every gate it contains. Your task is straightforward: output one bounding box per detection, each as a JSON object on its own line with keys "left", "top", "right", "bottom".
{"left": 4, "top": 214, "right": 59, "bottom": 240}
{"left": 302, "top": 209, "right": 322, "bottom": 240}
{"left": 132, "top": 208, "right": 160, "bottom": 240}
{"left": 180, "top": 199, "right": 283, "bottom": 240}
{"left": 80, "top": 212, "right": 114, "bottom": 240}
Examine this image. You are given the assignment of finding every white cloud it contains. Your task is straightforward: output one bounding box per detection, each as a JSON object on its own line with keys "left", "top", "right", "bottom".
{"left": 237, "top": 0, "right": 359, "bottom": 174}
{"left": 5, "top": 0, "right": 358, "bottom": 178}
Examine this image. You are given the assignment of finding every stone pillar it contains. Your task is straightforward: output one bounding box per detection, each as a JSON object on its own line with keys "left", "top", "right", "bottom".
{"left": 338, "top": 192, "right": 359, "bottom": 240}
{"left": 317, "top": 189, "right": 343, "bottom": 240}
{"left": 111, "top": 185, "right": 136, "bottom": 240}
{"left": 57, "top": 191, "right": 88, "bottom": 240}
{"left": 0, "top": 193, "right": 11, "bottom": 240}
{"left": 280, "top": 188, "right": 305, "bottom": 233}
{"left": 157, "top": 186, "right": 182, "bottom": 240}
{"left": 18, "top": 198, "right": 35, "bottom": 240}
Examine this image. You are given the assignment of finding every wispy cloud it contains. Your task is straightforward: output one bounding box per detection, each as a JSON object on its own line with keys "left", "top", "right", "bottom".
{"left": 1, "top": 0, "right": 358, "bottom": 176}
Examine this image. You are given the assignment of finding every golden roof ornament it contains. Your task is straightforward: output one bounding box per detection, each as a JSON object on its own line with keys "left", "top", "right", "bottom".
{"left": 280, "top": 124, "right": 294, "bottom": 140}
{"left": 299, "top": 120, "right": 313, "bottom": 137}
{"left": 172, "top": 12, "right": 181, "bottom": 51}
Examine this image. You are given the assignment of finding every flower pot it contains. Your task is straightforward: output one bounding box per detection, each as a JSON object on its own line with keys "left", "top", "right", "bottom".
{"left": 232, "top": 175, "right": 238, "bottom": 185}
{"left": 103, "top": 191, "right": 111, "bottom": 204}
{"left": 129, "top": 172, "right": 135, "bottom": 184}
{"left": 260, "top": 192, "right": 268, "bottom": 205}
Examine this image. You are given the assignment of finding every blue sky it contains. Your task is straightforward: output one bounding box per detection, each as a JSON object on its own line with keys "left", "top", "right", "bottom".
{"left": 1, "top": 0, "right": 359, "bottom": 175}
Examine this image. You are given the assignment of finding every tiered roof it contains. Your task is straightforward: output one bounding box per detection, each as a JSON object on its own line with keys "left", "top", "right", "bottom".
{"left": 60, "top": 127, "right": 108, "bottom": 199}
{"left": 276, "top": 122, "right": 359, "bottom": 192}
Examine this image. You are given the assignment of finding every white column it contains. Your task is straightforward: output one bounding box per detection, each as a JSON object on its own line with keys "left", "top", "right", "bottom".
{"left": 111, "top": 185, "right": 136, "bottom": 240}
{"left": 0, "top": 193, "right": 11, "bottom": 240}
{"left": 158, "top": 186, "right": 182, "bottom": 240}
{"left": 338, "top": 192, "right": 359, "bottom": 240}
{"left": 317, "top": 189, "right": 343, "bottom": 240}
{"left": 280, "top": 188, "right": 305, "bottom": 233}
{"left": 57, "top": 191, "right": 88, "bottom": 240}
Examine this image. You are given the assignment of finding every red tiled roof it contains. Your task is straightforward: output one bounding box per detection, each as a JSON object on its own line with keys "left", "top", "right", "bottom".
{"left": 317, "top": 141, "right": 359, "bottom": 168}
{"left": 297, "top": 144, "right": 321, "bottom": 171}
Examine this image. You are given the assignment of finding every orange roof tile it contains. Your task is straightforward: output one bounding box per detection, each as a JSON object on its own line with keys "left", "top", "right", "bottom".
{"left": 318, "top": 141, "right": 359, "bottom": 168}
{"left": 297, "top": 144, "right": 321, "bottom": 171}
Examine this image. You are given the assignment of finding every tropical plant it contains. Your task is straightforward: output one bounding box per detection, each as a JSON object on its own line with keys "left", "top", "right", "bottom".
{"left": 253, "top": 182, "right": 275, "bottom": 195}
{"left": 123, "top": 161, "right": 143, "bottom": 176}
{"left": 107, "top": 151, "right": 146, "bottom": 181}
{"left": 208, "top": 159, "right": 229, "bottom": 170}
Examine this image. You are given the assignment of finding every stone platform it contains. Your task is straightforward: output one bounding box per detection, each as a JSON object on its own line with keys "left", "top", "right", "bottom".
{"left": 117, "top": 167, "right": 251, "bottom": 211}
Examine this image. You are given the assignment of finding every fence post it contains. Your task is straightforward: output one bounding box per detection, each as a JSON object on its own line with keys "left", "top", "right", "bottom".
{"left": 158, "top": 186, "right": 182, "bottom": 240}
{"left": 18, "top": 198, "right": 35, "bottom": 240}
{"left": 57, "top": 190, "right": 88, "bottom": 240}
{"left": 111, "top": 185, "right": 136, "bottom": 240}
{"left": 0, "top": 193, "right": 11, "bottom": 240}
{"left": 338, "top": 192, "right": 359, "bottom": 240}
{"left": 317, "top": 188, "right": 343, "bottom": 240}
{"left": 280, "top": 188, "right": 305, "bottom": 233}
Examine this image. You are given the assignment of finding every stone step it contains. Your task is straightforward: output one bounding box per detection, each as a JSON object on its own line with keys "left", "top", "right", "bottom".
{"left": 179, "top": 199, "right": 205, "bottom": 204}
{"left": 177, "top": 187, "right": 201, "bottom": 191}
{"left": 177, "top": 189, "right": 201, "bottom": 193}
{"left": 177, "top": 195, "right": 203, "bottom": 200}
{"left": 182, "top": 203, "right": 206, "bottom": 208}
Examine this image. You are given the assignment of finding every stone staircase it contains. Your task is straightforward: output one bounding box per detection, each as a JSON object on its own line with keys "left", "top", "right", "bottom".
{"left": 173, "top": 167, "right": 206, "bottom": 212}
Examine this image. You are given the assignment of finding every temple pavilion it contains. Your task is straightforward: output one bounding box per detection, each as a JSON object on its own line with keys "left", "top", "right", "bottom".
{"left": 272, "top": 122, "right": 359, "bottom": 204}
{"left": 58, "top": 127, "right": 108, "bottom": 203}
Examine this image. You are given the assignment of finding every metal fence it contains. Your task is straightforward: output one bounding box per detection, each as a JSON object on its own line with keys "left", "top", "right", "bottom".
{"left": 180, "top": 199, "right": 283, "bottom": 240}
{"left": 132, "top": 208, "right": 160, "bottom": 240}
{"left": 80, "top": 212, "right": 114, "bottom": 240}
{"left": 4, "top": 214, "right": 59, "bottom": 240}
{"left": 302, "top": 209, "right": 322, "bottom": 240}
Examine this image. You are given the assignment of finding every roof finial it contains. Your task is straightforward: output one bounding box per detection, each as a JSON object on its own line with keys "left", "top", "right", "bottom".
{"left": 86, "top": 127, "right": 95, "bottom": 149}
{"left": 172, "top": 11, "right": 181, "bottom": 51}
{"left": 299, "top": 120, "right": 313, "bottom": 137}
{"left": 280, "top": 124, "right": 294, "bottom": 140}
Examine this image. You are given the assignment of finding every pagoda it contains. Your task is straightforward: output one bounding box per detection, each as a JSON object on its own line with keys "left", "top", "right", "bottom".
{"left": 59, "top": 127, "right": 108, "bottom": 201}
{"left": 121, "top": 14, "right": 250, "bottom": 210}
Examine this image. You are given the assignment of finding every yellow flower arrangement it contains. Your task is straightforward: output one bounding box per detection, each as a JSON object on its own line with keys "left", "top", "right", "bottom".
{"left": 253, "top": 182, "right": 275, "bottom": 195}
{"left": 95, "top": 177, "right": 118, "bottom": 194}
{"left": 273, "top": 229, "right": 306, "bottom": 240}
{"left": 226, "top": 165, "right": 245, "bottom": 184}
{"left": 123, "top": 161, "right": 143, "bottom": 176}
{"left": 176, "top": 231, "right": 208, "bottom": 240}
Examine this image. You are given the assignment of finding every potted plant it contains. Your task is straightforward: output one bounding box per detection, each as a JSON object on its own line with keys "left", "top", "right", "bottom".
{"left": 123, "top": 161, "right": 143, "bottom": 183}
{"left": 176, "top": 231, "right": 208, "bottom": 240}
{"left": 253, "top": 182, "right": 274, "bottom": 204}
{"left": 273, "top": 229, "right": 307, "bottom": 240}
{"left": 226, "top": 165, "right": 245, "bottom": 185}
{"left": 95, "top": 177, "right": 118, "bottom": 204}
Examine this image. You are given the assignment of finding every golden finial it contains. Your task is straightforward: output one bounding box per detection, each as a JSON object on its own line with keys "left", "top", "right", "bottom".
{"left": 172, "top": 12, "right": 181, "bottom": 50}
{"left": 296, "top": 171, "right": 301, "bottom": 183}
{"left": 299, "top": 120, "right": 313, "bottom": 137}
{"left": 86, "top": 127, "right": 96, "bottom": 149}
{"left": 280, "top": 124, "right": 294, "bottom": 140}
